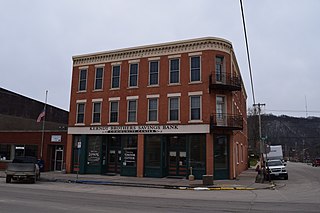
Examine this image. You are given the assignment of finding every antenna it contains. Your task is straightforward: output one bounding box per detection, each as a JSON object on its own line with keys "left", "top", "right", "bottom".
{"left": 305, "top": 96, "right": 308, "bottom": 118}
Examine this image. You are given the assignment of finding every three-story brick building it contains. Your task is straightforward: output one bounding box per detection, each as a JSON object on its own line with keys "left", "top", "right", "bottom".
{"left": 66, "top": 37, "right": 247, "bottom": 179}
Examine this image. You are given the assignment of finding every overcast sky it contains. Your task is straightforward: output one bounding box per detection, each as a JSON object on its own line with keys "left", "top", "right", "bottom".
{"left": 1, "top": 0, "right": 319, "bottom": 117}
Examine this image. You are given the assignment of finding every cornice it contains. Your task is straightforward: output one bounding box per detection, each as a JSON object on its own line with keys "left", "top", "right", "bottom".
{"left": 73, "top": 37, "right": 233, "bottom": 67}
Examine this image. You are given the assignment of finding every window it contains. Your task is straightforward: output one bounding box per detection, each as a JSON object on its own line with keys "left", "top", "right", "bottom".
{"left": 15, "top": 145, "right": 37, "bottom": 158}
{"left": 149, "top": 61, "right": 159, "bottom": 85}
{"left": 190, "top": 56, "right": 201, "bottom": 82}
{"left": 87, "top": 136, "right": 102, "bottom": 166}
{"left": 169, "top": 97, "right": 179, "bottom": 121}
{"left": 169, "top": 58, "right": 180, "bottom": 84}
{"left": 79, "top": 69, "right": 87, "bottom": 91}
{"left": 109, "top": 101, "right": 119, "bottom": 123}
{"left": 92, "top": 102, "right": 101, "bottom": 123}
{"left": 144, "top": 136, "right": 161, "bottom": 167}
{"left": 76, "top": 103, "right": 85, "bottom": 124}
{"left": 127, "top": 100, "right": 137, "bottom": 122}
{"left": 148, "top": 98, "right": 158, "bottom": 122}
{"left": 216, "top": 56, "right": 224, "bottom": 82}
{"left": 189, "top": 135, "right": 206, "bottom": 169}
{"left": 216, "top": 96, "right": 226, "bottom": 123}
{"left": 94, "top": 67, "right": 104, "bottom": 90}
{"left": 129, "top": 63, "right": 138, "bottom": 87}
{"left": 190, "top": 96, "right": 201, "bottom": 120}
{"left": 111, "top": 65, "right": 120, "bottom": 89}
{"left": 0, "top": 144, "right": 11, "bottom": 160}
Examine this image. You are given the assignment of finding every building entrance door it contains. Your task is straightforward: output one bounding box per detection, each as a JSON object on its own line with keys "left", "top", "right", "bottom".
{"left": 107, "top": 136, "right": 121, "bottom": 174}
{"left": 167, "top": 136, "right": 187, "bottom": 177}
{"left": 214, "top": 136, "right": 229, "bottom": 179}
{"left": 54, "top": 147, "right": 64, "bottom": 171}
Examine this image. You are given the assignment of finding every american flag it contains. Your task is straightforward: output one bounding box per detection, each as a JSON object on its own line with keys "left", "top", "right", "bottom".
{"left": 37, "top": 109, "right": 46, "bottom": 122}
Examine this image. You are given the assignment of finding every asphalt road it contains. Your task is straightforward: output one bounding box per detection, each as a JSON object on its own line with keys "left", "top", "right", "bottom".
{"left": 0, "top": 162, "right": 320, "bottom": 212}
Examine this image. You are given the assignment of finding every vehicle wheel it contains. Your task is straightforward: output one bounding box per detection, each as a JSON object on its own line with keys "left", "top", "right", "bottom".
{"left": 284, "top": 175, "right": 288, "bottom": 180}
{"left": 6, "top": 176, "right": 11, "bottom": 183}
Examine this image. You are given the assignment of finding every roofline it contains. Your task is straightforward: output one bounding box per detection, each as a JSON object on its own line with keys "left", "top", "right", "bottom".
{"left": 72, "top": 37, "right": 232, "bottom": 59}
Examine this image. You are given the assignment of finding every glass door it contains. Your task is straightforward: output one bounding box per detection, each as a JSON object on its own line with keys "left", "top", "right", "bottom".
{"left": 54, "top": 147, "right": 63, "bottom": 171}
{"left": 107, "top": 136, "right": 121, "bottom": 174}
{"left": 168, "top": 136, "right": 187, "bottom": 177}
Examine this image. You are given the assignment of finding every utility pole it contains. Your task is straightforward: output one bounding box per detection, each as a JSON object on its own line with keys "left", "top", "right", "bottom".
{"left": 253, "top": 103, "right": 266, "bottom": 165}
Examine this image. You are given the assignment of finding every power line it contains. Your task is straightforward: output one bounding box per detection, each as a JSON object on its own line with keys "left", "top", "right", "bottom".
{"left": 239, "top": 0, "right": 256, "bottom": 105}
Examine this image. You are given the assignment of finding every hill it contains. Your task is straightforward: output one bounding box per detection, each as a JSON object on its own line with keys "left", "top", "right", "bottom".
{"left": 248, "top": 114, "right": 320, "bottom": 162}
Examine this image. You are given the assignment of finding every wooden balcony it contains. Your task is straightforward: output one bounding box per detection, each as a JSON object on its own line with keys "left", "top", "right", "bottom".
{"left": 209, "top": 73, "right": 241, "bottom": 92}
{"left": 210, "top": 114, "right": 243, "bottom": 131}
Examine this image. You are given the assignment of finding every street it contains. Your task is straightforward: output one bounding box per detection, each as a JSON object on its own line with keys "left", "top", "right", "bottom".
{"left": 0, "top": 162, "right": 320, "bottom": 212}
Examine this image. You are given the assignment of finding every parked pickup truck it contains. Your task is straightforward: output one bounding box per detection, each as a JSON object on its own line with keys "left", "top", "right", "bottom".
{"left": 5, "top": 156, "right": 40, "bottom": 183}
{"left": 265, "top": 159, "right": 288, "bottom": 180}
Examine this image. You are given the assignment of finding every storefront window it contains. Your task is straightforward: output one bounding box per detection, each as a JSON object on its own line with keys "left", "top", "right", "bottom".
{"left": 87, "top": 136, "right": 101, "bottom": 165}
{"left": 123, "top": 135, "right": 137, "bottom": 167}
{"left": 0, "top": 144, "right": 11, "bottom": 160}
{"left": 145, "top": 135, "right": 161, "bottom": 167}
{"left": 15, "top": 145, "right": 37, "bottom": 158}
{"left": 189, "top": 135, "right": 206, "bottom": 169}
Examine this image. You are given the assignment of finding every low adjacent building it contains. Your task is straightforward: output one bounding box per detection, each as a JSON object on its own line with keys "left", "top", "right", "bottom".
{"left": 67, "top": 37, "right": 247, "bottom": 179}
{"left": 0, "top": 88, "right": 68, "bottom": 171}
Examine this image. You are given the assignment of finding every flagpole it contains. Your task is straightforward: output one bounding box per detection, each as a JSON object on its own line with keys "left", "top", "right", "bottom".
{"left": 40, "top": 90, "right": 48, "bottom": 159}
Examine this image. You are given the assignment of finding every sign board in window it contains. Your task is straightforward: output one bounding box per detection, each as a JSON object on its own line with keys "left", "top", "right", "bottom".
{"left": 51, "top": 135, "right": 62, "bottom": 142}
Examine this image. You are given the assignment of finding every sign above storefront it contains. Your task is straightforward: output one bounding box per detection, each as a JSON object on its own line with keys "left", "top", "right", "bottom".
{"left": 68, "top": 124, "right": 210, "bottom": 135}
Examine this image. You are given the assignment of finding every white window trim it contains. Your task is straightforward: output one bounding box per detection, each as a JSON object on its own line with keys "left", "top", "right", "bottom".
{"left": 109, "top": 101, "right": 119, "bottom": 124}
{"left": 188, "top": 91, "right": 203, "bottom": 96}
{"left": 111, "top": 64, "right": 121, "bottom": 89}
{"left": 128, "top": 63, "right": 139, "bottom": 88}
{"left": 168, "top": 96, "right": 180, "bottom": 122}
{"left": 188, "top": 52, "right": 202, "bottom": 56}
{"left": 111, "top": 62, "right": 122, "bottom": 66}
{"left": 91, "top": 101, "right": 102, "bottom": 125}
{"left": 189, "top": 55, "right": 202, "bottom": 83}
{"left": 94, "top": 64, "right": 105, "bottom": 67}
{"left": 94, "top": 67, "right": 104, "bottom": 91}
{"left": 79, "top": 66, "right": 89, "bottom": 69}
{"left": 126, "top": 96, "right": 139, "bottom": 100}
{"left": 167, "top": 93, "right": 181, "bottom": 97}
{"left": 147, "top": 94, "right": 160, "bottom": 98}
{"left": 76, "top": 102, "right": 85, "bottom": 124}
{"left": 127, "top": 99, "right": 138, "bottom": 123}
{"left": 168, "top": 54, "right": 181, "bottom": 59}
{"left": 148, "top": 60, "right": 160, "bottom": 86}
{"left": 92, "top": 98, "right": 103, "bottom": 102}
{"left": 189, "top": 95, "right": 202, "bottom": 122}
{"left": 76, "top": 99, "right": 87, "bottom": 103}
{"left": 169, "top": 58, "right": 180, "bottom": 85}
{"left": 147, "top": 98, "right": 158, "bottom": 122}
{"left": 109, "top": 97, "right": 120, "bottom": 101}
{"left": 78, "top": 68, "right": 87, "bottom": 92}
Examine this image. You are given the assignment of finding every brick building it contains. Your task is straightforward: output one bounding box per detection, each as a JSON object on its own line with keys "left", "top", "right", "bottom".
{"left": 0, "top": 88, "right": 68, "bottom": 171}
{"left": 67, "top": 37, "right": 247, "bottom": 179}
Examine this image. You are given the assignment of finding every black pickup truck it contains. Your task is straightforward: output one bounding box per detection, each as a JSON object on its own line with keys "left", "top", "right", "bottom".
{"left": 5, "top": 156, "right": 40, "bottom": 183}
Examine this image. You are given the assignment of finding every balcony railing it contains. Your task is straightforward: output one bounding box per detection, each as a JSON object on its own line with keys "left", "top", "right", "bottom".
{"left": 210, "top": 114, "right": 243, "bottom": 131}
{"left": 209, "top": 73, "right": 241, "bottom": 92}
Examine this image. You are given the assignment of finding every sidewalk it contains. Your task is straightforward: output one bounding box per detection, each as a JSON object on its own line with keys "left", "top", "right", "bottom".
{"left": 0, "top": 168, "right": 274, "bottom": 190}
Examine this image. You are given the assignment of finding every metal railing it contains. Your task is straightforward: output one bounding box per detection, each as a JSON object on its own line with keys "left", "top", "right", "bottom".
{"left": 209, "top": 73, "right": 242, "bottom": 91}
{"left": 210, "top": 114, "right": 243, "bottom": 130}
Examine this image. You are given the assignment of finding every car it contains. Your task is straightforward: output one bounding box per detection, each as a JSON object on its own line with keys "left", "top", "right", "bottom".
{"left": 265, "top": 159, "right": 288, "bottom": 180}
{"left": 312, "top": 158, "right": 320, "bottom": 167}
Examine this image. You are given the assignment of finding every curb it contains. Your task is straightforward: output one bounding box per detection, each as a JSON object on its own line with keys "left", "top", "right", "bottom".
{"left": 41, "top": 177, "right": 275, "bottom": 191}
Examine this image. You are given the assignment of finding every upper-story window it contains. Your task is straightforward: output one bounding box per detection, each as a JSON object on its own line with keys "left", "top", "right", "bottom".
{"left": 78, "top": 69, "right": 87, "bottom": 91}
{"left": 190, "top": 56, "right": 201, "bottom": 82}
{"left": 169, "top": 58, "right": 180, "bottom": 84}
{"left": 149, "top": 61, "right": 159, "bottom": 86}
{"left": 129, "top": 63, "right": 138, "bottom": 87}
{"left": 94, "top": 67, "right": 104, "bottom": 90}
{"left": 148, "top": 98, "right": 158, "bottom": 122}
{"left": 92, "top": 102, "right": 101, "bottom": 124}
{"left": 216, "top": 56, "right": 224, "bottom": 82}
{"left": 109, "top": 101, "right": 119, "bottom": 123}
{"left": 190, "top": 95, "right": 201, "bottom": 121}
{"left": 76, "top": 103, "right": 85, "bottom": 124}
{"left": 111, "top": 65, "right": 121, "bottom": 89}
{"left": 127, "top": 99, "right": 137, "bottom": 123}
{"left": 169, "top": 97, "right": 179, "bottom": 121}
